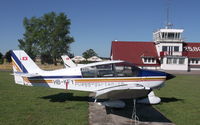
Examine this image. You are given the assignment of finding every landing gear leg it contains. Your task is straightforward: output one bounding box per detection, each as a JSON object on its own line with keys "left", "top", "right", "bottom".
{"left": 94, "top": 99, "right": 97, "bottom": 103}
{"left": 131, "top": 99, "right": 139, "bottom": 125}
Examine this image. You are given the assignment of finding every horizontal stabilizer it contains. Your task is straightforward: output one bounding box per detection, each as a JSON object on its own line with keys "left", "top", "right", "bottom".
{"left": 11, "top": 72, "right": 41, "bottom": 78}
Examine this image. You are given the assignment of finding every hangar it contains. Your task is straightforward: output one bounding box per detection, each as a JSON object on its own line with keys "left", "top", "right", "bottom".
{"left": 111, "top": 27, "right": 200, "bottom": 71}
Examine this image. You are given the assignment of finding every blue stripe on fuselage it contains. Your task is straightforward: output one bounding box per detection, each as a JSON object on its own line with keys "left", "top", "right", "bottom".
{"left": 138, "top": 69, "right": 167, "bottom": 77}
{"left": 11, "top": 51, "right": 28, "bottom": 73}
{"left": 29, "top": 75, "right": 82, "bottom": 79}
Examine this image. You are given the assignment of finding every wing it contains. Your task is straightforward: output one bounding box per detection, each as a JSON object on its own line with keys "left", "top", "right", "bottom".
{"left": 95, "top": 84, "right": 151, "bottom": 99}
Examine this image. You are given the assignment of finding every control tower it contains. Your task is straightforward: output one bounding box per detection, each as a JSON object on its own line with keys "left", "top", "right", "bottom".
{"left": 153, "top": 25, "right": 188, "bottom": 70}
{"left": 153, "top": 27, "right": 184, "bottom": 57}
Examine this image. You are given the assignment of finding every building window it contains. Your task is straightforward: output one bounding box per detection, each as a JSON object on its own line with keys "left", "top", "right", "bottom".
{"left": 173, "top": 58, "right": 177, "bottom": 64}
{"left": 176, "top": 33, "right": 180, "bottom": 39}
{"left": 174, "top": 46, "right": 179, "bottom": 52}
{"left": 192, "top": 59, "right": 195, "bottom": 63}
{"left": 162, "top": 33, "right": 165, "bottom": 39}
{"left": 148, "top": 58, "right": 151, "bottom": 62}
{"left": 167, "top": 58, "right": 185, "bottom": 64}
{"left": 144, "top": 58, "right": 147, "bottom": 62}
{"left": 162, "top": 46, "right": 168, "bottom": 51}
{"left": 160, "top": 58, "right": 163, "bottom": 64}
{"left": 190, "top": 59, "right": 200, "bottom": 64}
{"left": 179, "top": 58, "right": 185, "bottom": 64}
{"left": 142, "top": 57, "right": 156, "bottom": 64}
{"left": 167, "top": 58, "right": 172, "bottom": 64}
{"left": 168, "top": 33, "right": 175, "bottom": 39}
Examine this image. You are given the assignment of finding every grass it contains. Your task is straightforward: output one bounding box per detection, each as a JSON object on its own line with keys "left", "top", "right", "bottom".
{"left": 1, "top": 71, "right": 200, "bottom": 125}
{"left": 0, "top": 71, "right": 89, "bottom": 125}
{"left": 154, "top": 74, "right": 200, "bottom": 125}
{"left": 0, "top": 63, "right": 12, "bottom": 70}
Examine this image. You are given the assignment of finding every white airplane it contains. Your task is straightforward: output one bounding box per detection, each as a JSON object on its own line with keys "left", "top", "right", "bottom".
{"left": 11, "top": 50, "right": 174, "bottom": 108}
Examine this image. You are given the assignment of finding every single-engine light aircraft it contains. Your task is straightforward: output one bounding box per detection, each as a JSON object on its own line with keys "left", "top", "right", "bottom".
{"left": 11, "top": 50, "right": 174, "bottom": 108}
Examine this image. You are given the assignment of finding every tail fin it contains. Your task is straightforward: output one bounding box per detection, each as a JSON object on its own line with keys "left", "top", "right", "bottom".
{"left": 11, "top": 50, "right": 42, "bottom": 85}
{"left": 61, "top": 55, "right": 76, "bottom": 68}
{"left": 11, "top": 50, "right": 42, "bottom": 73}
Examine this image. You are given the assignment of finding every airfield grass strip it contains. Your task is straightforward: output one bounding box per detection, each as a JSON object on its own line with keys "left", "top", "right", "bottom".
{"left": 1, "top": 71, "right": 200, "bottom": 125}
{"left": 154, "top": 74, "right": 200, "bottom": 125}
{"left": 0, "top": 71, "right": 89, "bottom": 125}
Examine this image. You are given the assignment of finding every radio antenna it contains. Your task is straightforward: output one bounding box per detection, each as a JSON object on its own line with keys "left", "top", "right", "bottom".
{"left": 165, "top": 0, "right": 173, "bottom": 29}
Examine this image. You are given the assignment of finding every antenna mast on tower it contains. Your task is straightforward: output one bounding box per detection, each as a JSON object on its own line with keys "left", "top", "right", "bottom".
{"left": 165, "top": 0, "right": 173, "bottom": 29}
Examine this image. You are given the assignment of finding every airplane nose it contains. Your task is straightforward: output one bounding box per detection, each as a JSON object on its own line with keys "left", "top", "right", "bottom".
{"left": 166, "top": 73, "right": 175, "bottom": 80}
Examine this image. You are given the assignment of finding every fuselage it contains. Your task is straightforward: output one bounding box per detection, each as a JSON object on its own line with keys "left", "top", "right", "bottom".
{"left": 22, "top": 60, "right": 169, "bottom": 91}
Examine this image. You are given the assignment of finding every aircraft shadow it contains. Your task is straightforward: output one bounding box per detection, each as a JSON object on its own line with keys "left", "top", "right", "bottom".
{"left": 105, "top": 97, "right": 183, "bottom": 123}
{"left": 160, "top": 97, "right": 184, "bottom": 103}
{"left": 40, "top": 92, "right": 90, "bottom": 102}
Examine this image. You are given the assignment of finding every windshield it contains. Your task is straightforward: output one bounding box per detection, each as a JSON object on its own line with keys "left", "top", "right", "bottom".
{"left": 81, "top": 62, "right": 140, "bottom": 78}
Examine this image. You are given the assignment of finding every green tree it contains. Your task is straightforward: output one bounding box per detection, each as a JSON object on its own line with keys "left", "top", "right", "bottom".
{"left": 82, "top": 49, "right": 98, "bottom": 59}
{"left": 18, "top": 12, "right": 74, "bottom": 65}
{"left": 0, "top": 52, "right": 3, "bottom": 64}
{"left": 4, "top": 50, "right": 11, "bottom": 63}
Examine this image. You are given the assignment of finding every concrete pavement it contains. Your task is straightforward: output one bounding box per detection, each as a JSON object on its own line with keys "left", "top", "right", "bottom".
{"left": 89, "top": 99, "right": 175, "bottom": 125}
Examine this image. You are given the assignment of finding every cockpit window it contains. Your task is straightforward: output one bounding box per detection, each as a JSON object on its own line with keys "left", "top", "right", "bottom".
{"left": 96, "top": 64, "right": 115, "bottom": 77}
{"left": 81, "top": 66, "right": 97, "bottom": 78}
{"left": 115, "top": 62, "right": 139, "bottom": 77}
{"left": 81, "top": 62, "right": 140, "bottom": 78}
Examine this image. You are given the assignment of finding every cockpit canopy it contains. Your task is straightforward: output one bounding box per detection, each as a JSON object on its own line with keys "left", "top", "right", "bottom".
{"left": 81, "top": 61, "right": 140, "bottom": 78}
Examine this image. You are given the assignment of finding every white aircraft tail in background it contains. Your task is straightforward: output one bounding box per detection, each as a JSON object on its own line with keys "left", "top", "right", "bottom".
{"left": 61, "top": 55, "right": 76, "bottom": 68}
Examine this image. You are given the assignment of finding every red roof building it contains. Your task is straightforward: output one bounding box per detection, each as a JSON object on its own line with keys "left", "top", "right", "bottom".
{"left": 111, "top": 28, "right": 200, "bottom": 71}
{"left": 111, "top": 41, "right": 160, "bottom": 67}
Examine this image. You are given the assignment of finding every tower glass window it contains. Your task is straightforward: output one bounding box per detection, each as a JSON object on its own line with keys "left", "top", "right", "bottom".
{"left": 168, "top": 33, "right": 175, "bottom": 39}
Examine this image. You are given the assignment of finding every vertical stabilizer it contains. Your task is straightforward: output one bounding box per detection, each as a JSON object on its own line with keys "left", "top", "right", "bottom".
{"left": 11, "top": 50, "right": 42, "bottom": 73}
{"left": 61, "top": 55, "right": 76, "bottom": 68}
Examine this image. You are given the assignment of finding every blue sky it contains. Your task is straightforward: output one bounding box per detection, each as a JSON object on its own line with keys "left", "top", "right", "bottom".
{"left": 1, "top": 0, "right": 200, "bottom": 57}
